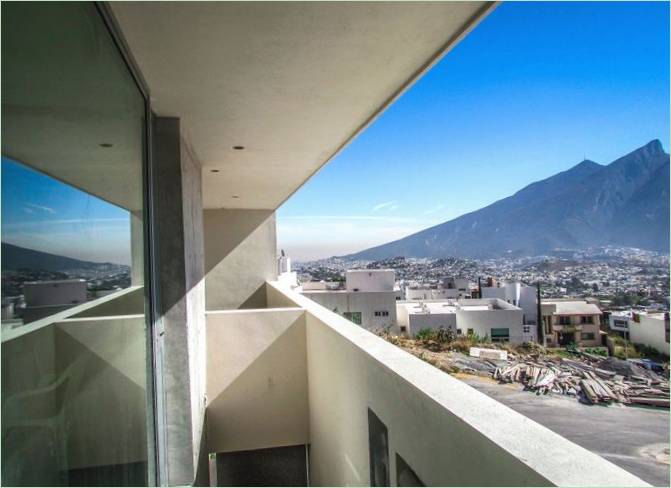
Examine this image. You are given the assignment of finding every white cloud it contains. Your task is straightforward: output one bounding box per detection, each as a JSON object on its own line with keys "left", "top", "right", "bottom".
{"left": 372, "top": 200, "right": 397, "bottom": 211}
{"left": 25, "top": 203, "right": 56, "bottom": 214}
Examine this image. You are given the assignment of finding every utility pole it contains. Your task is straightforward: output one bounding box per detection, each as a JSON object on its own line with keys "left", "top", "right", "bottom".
{"left": 625, "top": 314, "right": 630, "bottom": 360}
{"left": 537, "top": 282, "right": 545, "bottom": 347}
{"left": 477, "top": 277, "right": 482, "bottom": 299}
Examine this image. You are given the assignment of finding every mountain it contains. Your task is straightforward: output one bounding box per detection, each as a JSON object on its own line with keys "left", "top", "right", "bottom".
{"left": 1, "top": 242, "right": 120, "bottom": 271}
{"left": 344, "top": 139, "right": 670, "bottom": 260}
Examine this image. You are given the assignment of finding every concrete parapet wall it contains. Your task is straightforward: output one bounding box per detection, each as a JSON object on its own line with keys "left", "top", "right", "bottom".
{"left": 266, "top": 281, "right": 649, "bottom": 487}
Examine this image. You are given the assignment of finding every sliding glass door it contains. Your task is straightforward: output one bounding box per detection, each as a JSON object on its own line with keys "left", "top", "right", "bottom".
{"left": 2, "top": 2, "right": 154, "bottom": 485}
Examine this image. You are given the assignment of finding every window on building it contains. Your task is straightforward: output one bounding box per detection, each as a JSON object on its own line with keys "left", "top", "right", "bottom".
{"left": 2, "top": 2, "right": 152, "bottom": 486}
{"left": 368, "top": 409, "right": 389, "bottom": 487}
{"left": 580, "top": 316, "right": 592, "bottom": 324}
{"left": 581, "top": 332, "right": 595, "bottom": 341}
{"left": 466, "top": 328, "right": 474, "bottom": 336}
{"left": 558, "top": 316, "right": 571, "bottom": 325}
{"left": 491, "top": 328, "right": 510, "bottom": 342}
{"left": 400, "top": 326, "right": 407, "bottom": 333}
{"left": 456, "top": 329, "right": 462, "bottom": 335}
{"left": 374, "top": 310, "right": 389, "bottom": 317}
{"left": 523, "top": 325, "right": 531, "bottom": 334}
{"left": 344, "top": 311, "right": 362, "bottom": 325}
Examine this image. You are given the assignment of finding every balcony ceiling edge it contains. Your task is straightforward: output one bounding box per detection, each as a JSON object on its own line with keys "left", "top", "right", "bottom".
{"left": 110, "top": 1, "right": 497, "bottom": 210}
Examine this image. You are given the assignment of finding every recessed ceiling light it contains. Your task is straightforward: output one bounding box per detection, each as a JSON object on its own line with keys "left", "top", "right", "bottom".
{"left": 211, "top": 169, "right": 220, "bottom": 173}
{"left": 233, "top": 145, "right": 245, "bottom": 150}
{"left": 99, "top": 143, "right": 113, "bottom": 148}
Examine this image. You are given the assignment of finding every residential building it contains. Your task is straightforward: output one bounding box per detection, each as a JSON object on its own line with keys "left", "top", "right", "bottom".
{"left": 609, "top": 311, "right": 670, "bottom": 356}
{"left": 397, "top": 298, "right": 535, "bottom": 344}
{"left": 397, "top": 301, "right": 458, "bottom": 335}
{"left": 541, "top": 300, "right": 603, "bottom": 347}
{"left": 276, "top": 250, "right": 299, "bottom": 289}
{"left": 608, "top": 311, "right": 631, "bottom": 334}
{"left": 302, "top": 270, "right": 398, "bottom": 332}
{"left": 0, "top": 2, "right": 646, "bottom": 487}
{"left": 481, "top": 281, "right": 538, "bottom": 325}
{"left": 404, "top": 277, "right": 472, "bottom": 300}
{"left": 22, "top": 279, "right": 88, "bottom": 323}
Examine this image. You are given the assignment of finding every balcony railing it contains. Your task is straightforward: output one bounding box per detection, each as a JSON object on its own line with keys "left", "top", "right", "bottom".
{"left": 1, "top": 287, "right": 149, "bottom": 486}
{"left": 204, "top": 281, "right": 649, "bottom": 487}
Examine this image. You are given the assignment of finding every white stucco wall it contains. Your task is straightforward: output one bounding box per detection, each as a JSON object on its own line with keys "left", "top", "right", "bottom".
{"left": 408, "top": 311, "right": 457, "bottom": 336}
{"left": 203, "top": 209, "right": 277, "bottom": 310}
{"left": 456, "top": 306, "right": 527, "bottom": 343}
{"left": 629, "top": 314, "right": 670, "bottom": 356}
{"left": 266, "top": 281, "right": 647, "bottom": 487}
{"left": 345, "top": 269, "right": 395, "bottom": 292}
{"left": 482, "top": 284, "right": 538, "bottom": 326}
{"left": 405, "top": 288, "right": 462, "bottom": 301}
{"left": 205, "top": 308, "right": 308, "bottom": 453}
{"left": 302, "top": 290, "right": 397, "bottom": 333}
{"left": 517, "top": 286, "right": 537, "bottom": 325}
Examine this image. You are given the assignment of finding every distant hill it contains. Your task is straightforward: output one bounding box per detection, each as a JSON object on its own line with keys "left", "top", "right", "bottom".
{"left": 1, "top": 242, "right": 120, "bottom": 271}
{"left": 344, "top": 139, "right": 670, "bottom": 260}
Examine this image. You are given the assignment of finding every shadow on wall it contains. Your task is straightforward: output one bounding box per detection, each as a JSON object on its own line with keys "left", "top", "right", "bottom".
{"left": 205, "top": 309, "right": 308, "bottom": 455}
{"left": 203, "top": 209, "right": 278, "bottom": 311}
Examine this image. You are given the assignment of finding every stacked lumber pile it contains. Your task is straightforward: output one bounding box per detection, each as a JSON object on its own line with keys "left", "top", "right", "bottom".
{"left": 493, "top": 355, "right": 669, "bottom": 407}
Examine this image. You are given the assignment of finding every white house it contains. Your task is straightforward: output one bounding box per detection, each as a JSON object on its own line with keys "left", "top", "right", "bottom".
{"left": 610, "top": 311, "right": 670, "bottom": 356}
{"left": 302, "top": 270, "right": 398, "bottom": 332}
{"left": 22, "top": 279, "right": 87, "bottom": 323}
{"left": 608, "top": 311, "right": 631, "bottom": 333}
{"left": 397, "top": 301, "right": 458, "bottom": 336}
{"left": 481, "top": 281, "right": 537, "bottom": 325}
{"left": 404, "top": 277, "right": 472, "bottom": 301}
{"left": 396, "top": 298, "right": 533, "bottom": 344}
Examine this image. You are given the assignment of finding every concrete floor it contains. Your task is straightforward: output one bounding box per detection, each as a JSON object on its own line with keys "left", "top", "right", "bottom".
{"left": 460, "top": 375, "right": 670, "bottom": 487}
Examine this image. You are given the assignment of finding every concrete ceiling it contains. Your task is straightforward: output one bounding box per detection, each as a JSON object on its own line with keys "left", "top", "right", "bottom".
{"left": 111, "top": 1, "right": 495, "bottom": 210}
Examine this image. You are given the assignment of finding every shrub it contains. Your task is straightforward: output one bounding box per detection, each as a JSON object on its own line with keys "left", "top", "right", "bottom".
{"left": 415, "top": 328, "right": 434, "bottom": 341}
{"left": 415, "top": 326, "right": 455, "bottom": 344}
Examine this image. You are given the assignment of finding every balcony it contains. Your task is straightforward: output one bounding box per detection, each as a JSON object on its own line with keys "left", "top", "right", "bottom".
{"left": 552, "top": 323, "right": 583, "bottom": 333}
{"left": 1, "top": 287, "right": 148, "bottom": 486}
{"left": 203, "top": 281, "right": 648, "bottom": 486}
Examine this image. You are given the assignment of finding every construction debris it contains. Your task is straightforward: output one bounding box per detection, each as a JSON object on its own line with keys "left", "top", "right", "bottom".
{"left": 493, "top": 355, "right": 669, "bottom": 408}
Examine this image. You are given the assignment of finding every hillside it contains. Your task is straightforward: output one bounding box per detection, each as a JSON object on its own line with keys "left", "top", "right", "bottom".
{"left": 1, "top": 242, "right": 118, "bottom": 271}
{"left": 344, "top": 140, "right": 670, "bottom": 260}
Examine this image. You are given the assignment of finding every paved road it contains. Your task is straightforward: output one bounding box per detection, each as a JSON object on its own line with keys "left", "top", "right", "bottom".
{"left": 459, "top": 375, "right": 670, "bottom": 486}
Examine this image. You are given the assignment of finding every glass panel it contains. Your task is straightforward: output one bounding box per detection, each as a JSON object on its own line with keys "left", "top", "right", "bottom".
{"left": 2, "top": 2, "right": 150, "bottom": 486}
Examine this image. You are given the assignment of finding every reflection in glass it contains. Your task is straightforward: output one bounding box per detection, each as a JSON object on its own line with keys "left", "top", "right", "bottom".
{"left": 1, "top": 2, "right": 150, "bottom": 485}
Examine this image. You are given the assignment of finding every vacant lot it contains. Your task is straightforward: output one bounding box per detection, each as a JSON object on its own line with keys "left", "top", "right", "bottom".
{"left": 460, "top": 375, "right": 670, "bottom": 487}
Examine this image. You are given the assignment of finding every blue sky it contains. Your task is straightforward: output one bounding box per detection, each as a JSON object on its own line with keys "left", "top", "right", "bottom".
{"left": 277, "top": 1, "right": 670, "bottom": 260}
{"left": 1, "top": 2, "right": 668, "bottom": 265}
{"left": 2, "top": 157, "right": 132, "bottom": 264}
